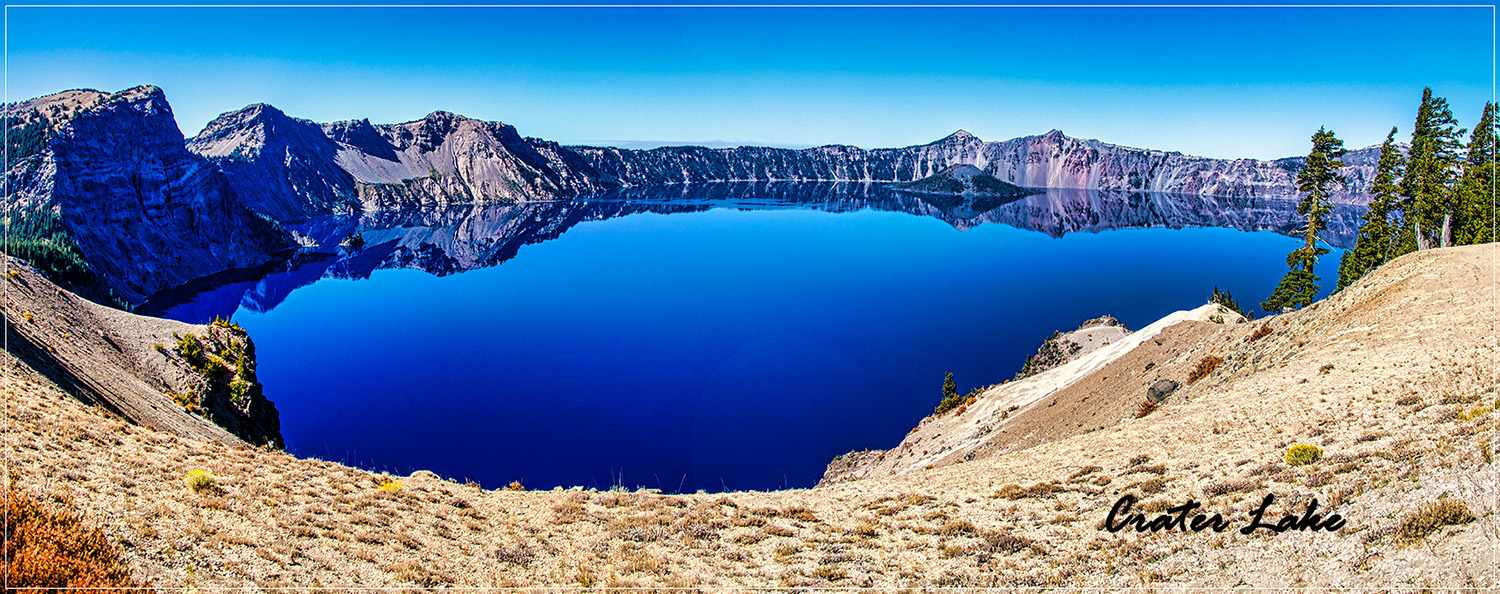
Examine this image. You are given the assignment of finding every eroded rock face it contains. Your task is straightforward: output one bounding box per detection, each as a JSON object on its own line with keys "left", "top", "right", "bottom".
{"left": 191, "top": 108, "right": 615, "bottom": 217}
{"left": 572, "top": 129, "right": 1384, "bottom": 203}
{"left": 5, "top": 86, "right": 294, "bottom": 305}
{"left": 195, "top": 109, "right": 1384, "bottom": 226}
{"left": 188, "top": 103, "right": 360, "bottom": 222}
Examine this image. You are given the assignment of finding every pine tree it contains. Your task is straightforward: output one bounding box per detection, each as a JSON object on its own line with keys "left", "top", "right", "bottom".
{"left": 934, "top": 372, "right": 963, "bottom": 415}
{"left": 1264, "top": 127, "right": 1345, "bottom": 313}
{"left": 1455, "top": 102, "right": 1497, "bottom": 245}
{"left": 1398, "top": 88, "right": 1467, "bottom": 250}
{"left": 1337, "top": 127, "right": 1405, "bottom": 289}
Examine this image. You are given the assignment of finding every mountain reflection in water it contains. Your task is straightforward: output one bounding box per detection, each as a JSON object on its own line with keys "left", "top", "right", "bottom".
{"left": 139, "top": 183, "right": 1363, "bottom": 323}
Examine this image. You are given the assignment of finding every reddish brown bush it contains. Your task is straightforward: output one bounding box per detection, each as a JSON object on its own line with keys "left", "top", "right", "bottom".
{"left": 1187, "top": 355, "right": 1224, "bottom": 385}
{"left": 2, "top": 486, "right": 143, "bottom": 590}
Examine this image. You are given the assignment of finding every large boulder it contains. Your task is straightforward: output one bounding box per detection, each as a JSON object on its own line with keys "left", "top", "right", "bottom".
{"left": 1147, "top": 379, "right": 1180, "bottom": 404}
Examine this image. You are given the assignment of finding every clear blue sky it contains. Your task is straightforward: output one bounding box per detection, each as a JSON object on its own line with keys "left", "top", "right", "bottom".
{"left": 5, "top": 5, "right": 1494, "bottom": 159}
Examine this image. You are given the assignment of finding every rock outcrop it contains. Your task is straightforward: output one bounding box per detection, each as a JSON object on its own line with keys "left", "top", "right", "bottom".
{"left": 1014, "top": 315, "right": 1131, "bottom": 380}
{"left": 894, "top": 163, "right": 1040, "bottom": 198}
{"left": 3, "top": 86, "right": 294, "bottom": 305}
{"left": 1, "top": 255, "right": 281, "bottom": 447}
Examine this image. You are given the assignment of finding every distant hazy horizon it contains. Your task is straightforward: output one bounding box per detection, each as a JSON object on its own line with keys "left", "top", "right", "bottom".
{"left": 6, "top": 5, "right": 1494, "bottom": 160}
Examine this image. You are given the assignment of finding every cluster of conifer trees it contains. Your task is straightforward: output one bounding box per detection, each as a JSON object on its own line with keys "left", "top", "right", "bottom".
{"left": 1263, "top": 88, "right": 1496, "bottom": 312}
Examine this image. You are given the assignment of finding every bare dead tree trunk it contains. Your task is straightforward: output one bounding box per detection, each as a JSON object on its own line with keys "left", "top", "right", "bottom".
{"left": 1416, "top": 219, "right": 1432, "bottom": 251}
{"left": 1440, "top": 214, "right": 1453, "bottom": 247}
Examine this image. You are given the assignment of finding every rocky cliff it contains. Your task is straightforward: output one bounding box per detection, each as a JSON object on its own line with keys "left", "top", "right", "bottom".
{"left": 189, "top": 108, "right": 612, "bottom": 218}
{"left": 4, "top": 85, "right": 1384, "bottom": 309}
{"left": 3, "top": 86, "right": 294, "bottom": 305}
{"left": 190, "top": 104, "right": 1383, "bottom": 224}
{"left": 571, "top": 129, "right": 1383, "bottom": 203}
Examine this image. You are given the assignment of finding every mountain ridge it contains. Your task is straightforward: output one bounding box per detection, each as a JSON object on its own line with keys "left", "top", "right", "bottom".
{"left": 4, "top": 85, "right": 1384, "bottom": 306}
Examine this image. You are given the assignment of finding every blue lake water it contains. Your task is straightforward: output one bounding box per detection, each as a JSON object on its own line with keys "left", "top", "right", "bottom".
{"left": 147, "top": 185, "right": 1355, "bottom": 491}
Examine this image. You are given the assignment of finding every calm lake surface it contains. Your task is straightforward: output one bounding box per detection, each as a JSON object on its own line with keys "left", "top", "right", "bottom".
{"left": 147, "top": 184, "right": 1356, "bottom": 491}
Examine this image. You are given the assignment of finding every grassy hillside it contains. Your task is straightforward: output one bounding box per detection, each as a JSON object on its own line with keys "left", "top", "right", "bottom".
{"left": 5, "top": 245, "right": 1494, "bottom": 588}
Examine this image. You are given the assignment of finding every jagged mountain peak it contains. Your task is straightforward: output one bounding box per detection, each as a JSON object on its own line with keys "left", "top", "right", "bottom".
{"left": 937, "top": 129, "right": 980, "bottom": 144}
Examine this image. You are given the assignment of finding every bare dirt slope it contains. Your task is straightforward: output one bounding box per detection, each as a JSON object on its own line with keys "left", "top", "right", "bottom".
{"left": 1, "top": 257, "right": 249, "bottom": 444}
{"left": 4, "top": 244, "right": 1495, "bottom": 589}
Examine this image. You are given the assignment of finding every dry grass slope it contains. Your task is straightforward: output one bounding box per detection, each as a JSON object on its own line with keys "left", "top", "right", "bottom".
{"left": 3, "top": 244, "right": 1495, "bottom": 588}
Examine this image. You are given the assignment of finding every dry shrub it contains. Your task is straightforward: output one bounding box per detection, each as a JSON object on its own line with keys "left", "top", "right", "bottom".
{"left": 552, "top": 500, "right": 588, "bottom": 524}
{"left": 1141, "top": 499, "right": 1174, "bottom": 514}
{"left": 1137, "top": 477, "right": 1168, "bottom": 494}
{"left": 1203, "top": 478, "right": 1262, "bottom": 497}
{"left": 976, "top": 528, "right": 1036, "bottom": 555}
{"left": 780, "top": 505, "right": 819, "bottom": 523}
{"left": 938, "top": 519, "right": 977, "bottom": 536}
{"left": 900, "top": 492, "right": 935, "bottom": 506}
{"left": 1136, "top": 400, "right": 1158, "bottom": 418}
{"left": 1248, "top": 324, "right": 1273, "bottom": 341}
{"left": 1187, "top": 355, "right": 1224, "bottom": 384}
{"left": 610, "top": 514, "right": 671, "bottom": 542}
{"left": 615, "top": 548, "right": 665, "bottom": 575}
{"left": 732, "top": 531, "right": 768, "bottom": 545}
{"left": 1068, "top": 465, "right": 1102, "bottom": 481}
{"left": 1, "top": 486, "right": 143, "bottom": 589}
{"left": 672, "top": 513, "right": 724, "bottom": 540}
{"left": 491, "top": 542, "right": 534, "bottom": 566}
{"left": 809, "top": 565, "right": 847, "bottom": 582}
{"left": 993, "top": 482, "right": 1059, "bottom": 500}
{"left": 1305, "top": 471, "right": 1334, "bottom": 488}
{"left": 1398, "top": 498, "right": 1476, "bottom": 542}
{"left": 764, "top": 524, "right": 795, "bottom": 537}
{"left": 385, "top": 561, "right": 452, "bottom": 586}
{"left": 1123, "top": 464, "right": 1167, "bottom": 476}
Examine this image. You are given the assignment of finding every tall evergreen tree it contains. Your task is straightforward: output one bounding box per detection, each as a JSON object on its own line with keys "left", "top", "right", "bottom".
{"left": 1338, "top": 127, "right": 1405, "bottom": 289}
{"left": 1455, "top": 102, "right": 1497, "bottom": 245}
{"left": 1264, "top": 128, "right": 1345, "bottom": 312}
{"left": 1398, "top": 88, "right": 1466, "bottom": 250}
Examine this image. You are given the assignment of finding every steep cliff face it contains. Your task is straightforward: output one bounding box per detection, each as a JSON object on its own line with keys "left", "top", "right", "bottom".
{"left": 191, "top": 109, "right": 615, "bottom": 216}
{"left": 4, "top": 86, "right": 294, "bottom": 305}
{"left": 571, "top": 129, "right": 1382, "bottom": 204}
{"left": 187, "top": 103, "right": 361, "bottom": 222}
{"left": 185, "top": 100, "right": 1384, "bottom": 224}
